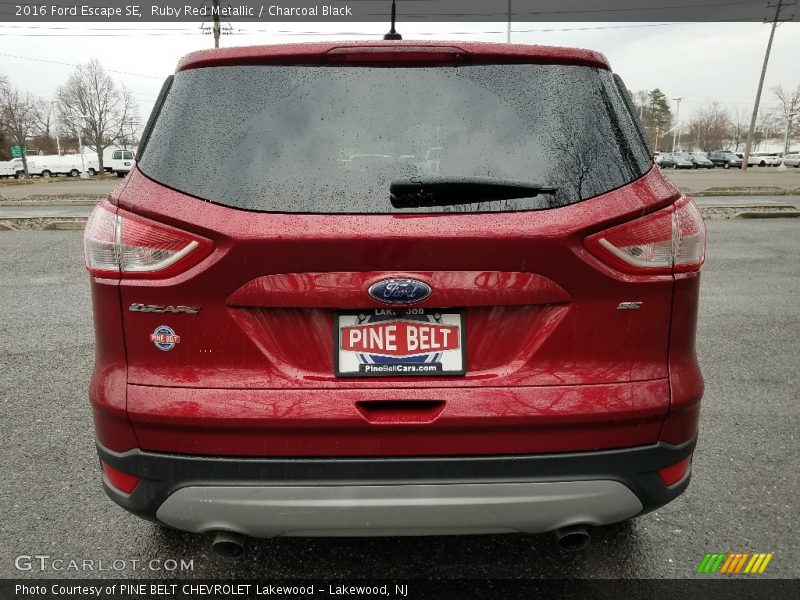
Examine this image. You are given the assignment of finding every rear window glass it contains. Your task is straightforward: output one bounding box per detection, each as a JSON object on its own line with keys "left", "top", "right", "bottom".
{"left": 140, "top": 64, "right": 651, "bottom": 214}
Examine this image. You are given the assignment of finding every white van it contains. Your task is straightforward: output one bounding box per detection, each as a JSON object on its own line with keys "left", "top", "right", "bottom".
{"left": 0, "top": 160, "right": 24, "bottom": 179}
{"left": 107, "top": 149, "right": 136, "bottom": 177}
{"left": 23, "top": 154, "right": 100, "bottom": 177}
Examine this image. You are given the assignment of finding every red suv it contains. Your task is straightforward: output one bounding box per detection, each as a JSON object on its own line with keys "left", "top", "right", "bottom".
{"left": 84, "top": 42, "right": 705, "bottom": 555}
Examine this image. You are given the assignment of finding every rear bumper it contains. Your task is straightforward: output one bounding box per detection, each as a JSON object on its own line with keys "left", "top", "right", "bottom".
{"left": 97, "top": 437, "right": 695, "bottom": 537}
{"left": 156, "top": 481, "right": 643, "bottom": 537}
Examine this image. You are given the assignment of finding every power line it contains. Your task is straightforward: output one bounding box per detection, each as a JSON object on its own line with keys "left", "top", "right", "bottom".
{"left": 0, "top": 19, "right": 764, "bottom": 38}
{"left": 0, "top": 31, "right": 207, "bottom": 36}
{"left": 237, "top": 22, "right": 695, "bottom": 36}
{"left": 0, "top": 24, "right": 195, "bottom": 30}
{"left": 392, "top": 0, "right": 767, "bottom": 18}
{"left": 0, "top": 51, "right": 163, "bottom": 78}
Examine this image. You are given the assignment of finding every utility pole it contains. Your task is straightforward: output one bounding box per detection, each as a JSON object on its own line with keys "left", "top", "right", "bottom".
{"left": 212, "top": 0, "right": 220, "bottom": 48}
{"left": 671, "top": 97, "right": 684, "bottom": 153}
{"left": 506, "top": 0, "right": 512, "bottom": 43}
{"left": 743, "top": 0, "right": 788, "bottom": 172}
{"left": 200, "top": 0, "right": 230, "bottom": 48}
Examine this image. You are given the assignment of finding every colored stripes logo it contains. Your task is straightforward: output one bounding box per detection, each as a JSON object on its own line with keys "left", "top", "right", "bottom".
{"left": 696, "top": 552, "right": 774, "bottom": 574}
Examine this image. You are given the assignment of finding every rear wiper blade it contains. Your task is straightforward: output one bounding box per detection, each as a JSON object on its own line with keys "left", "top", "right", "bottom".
{"left": 390, "top": 176, "right": 558, "bottom": 209}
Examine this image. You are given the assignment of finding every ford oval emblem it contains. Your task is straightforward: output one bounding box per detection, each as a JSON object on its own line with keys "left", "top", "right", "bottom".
{"left": 368, "top": 278, "right": 432, "bottom": 305}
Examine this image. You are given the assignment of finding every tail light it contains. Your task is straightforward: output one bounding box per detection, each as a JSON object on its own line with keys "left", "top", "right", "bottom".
{"left": 83, "top": 201, "right": 213, "bottom": 279}
{"left": 585, "top": 197, "right": 705, "bottom": 275}
{"left": 657, "top": 457, "right": 692, "bottom": 487}
{"left": 101, "top": 462, "right": 140, "bottom": 494}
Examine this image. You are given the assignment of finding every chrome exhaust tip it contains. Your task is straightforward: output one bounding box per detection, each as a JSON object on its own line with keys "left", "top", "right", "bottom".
{"left": 211, "top": 531, "right": 246, "bottom": 559}
{"left": 554, "top": 525, "right": 592, "bottom": 552}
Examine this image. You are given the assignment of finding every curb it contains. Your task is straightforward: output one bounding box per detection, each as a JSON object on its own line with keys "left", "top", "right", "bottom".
{"left": 0, "top": 200, "right": 98, "bottom": 207}
{"left": 686, "top": 187, "right": 800, "bottom": 197}
{"left": 0, "top": 217, "right": 88, "bottom": 231}
{"left": 42, "top": 221, "right": 87, "bottom": 230}
{"left": 736, "top": 211, "right": 800, "bottom": 219}
{"left": 0, "top": 175, "right": 117, "bottom": 187}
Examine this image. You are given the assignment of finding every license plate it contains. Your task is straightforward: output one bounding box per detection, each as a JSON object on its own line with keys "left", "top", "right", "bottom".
{"left": 335, "top": 308, "right": 466, "bottom": 377}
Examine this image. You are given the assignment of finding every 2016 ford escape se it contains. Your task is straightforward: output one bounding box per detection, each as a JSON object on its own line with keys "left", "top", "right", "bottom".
{"left": 84, "top": 41, "right": 705, "bottom": 554}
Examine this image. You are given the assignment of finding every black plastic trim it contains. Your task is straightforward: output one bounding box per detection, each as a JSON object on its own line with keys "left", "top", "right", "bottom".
{"left": 96, "top": 438, "right": 696, "bottom": 524}
{"left": 135, "top": 75, "right": 173, "bottom": 161}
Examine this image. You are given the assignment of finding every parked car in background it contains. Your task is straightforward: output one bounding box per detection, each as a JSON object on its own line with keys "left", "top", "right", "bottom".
{"left": 708, "top": 151, "right": 742, "bottom": 169}
{"left": 84, "top": 41, "right": 705, "bottom": 555}
{"left": 107, "top": 149, "right": 136, "bottom": 177}
{"left": 782, "top": 152, "right": 800, "bottom": 168}
{"left": 748, "top": 152, "right": 782, "bottom": 167}
{"left": 689, "top": 152, "right": 714, "bottom": 169}
{"left": 668, "top": 152, "right": 694, "bottom": 169}
{"left": 657, "top": 152, "right": 674, "bottom": 168}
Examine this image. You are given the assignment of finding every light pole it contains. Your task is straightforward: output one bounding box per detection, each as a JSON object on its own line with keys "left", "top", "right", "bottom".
{"left": 671, "top": 97, "right": 684, "bottom": 153}
{"left": 78, "top": 114, "right": 89, "bottom": 179}
{"left": 506, "top": 0, "right": 512, "bottom": 43}
{"left": 51, "top": 100, "right": 61, "bottom": 157}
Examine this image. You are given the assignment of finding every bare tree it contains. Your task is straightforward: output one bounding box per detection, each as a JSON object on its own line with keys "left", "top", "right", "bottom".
{"left": 31, "top": 98, "right": 59, "bottom": 154}
{"left": 728, "top": 106, "right": 748, "bottom": 151}
{"left": 754, "top": 110, "right": 780, "bottom": 150}
{"left": 689, "top": 102, "right": 732, "bottom": 152}
{"left": 0, "top": 79, "right": 38, "bottom": 176}
{"left": 772, "top": 84, "right": 800, "bottom": 152}
{"left": 56, "top": 59, "right": 139, "bottom": 171}
{"left": 32, "top": 98, "right": 54, "bottom": 138}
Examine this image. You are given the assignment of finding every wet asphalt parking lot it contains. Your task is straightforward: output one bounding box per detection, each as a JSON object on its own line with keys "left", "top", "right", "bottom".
{"left": 0, "top": 219, "right": 798, "bottom": 580}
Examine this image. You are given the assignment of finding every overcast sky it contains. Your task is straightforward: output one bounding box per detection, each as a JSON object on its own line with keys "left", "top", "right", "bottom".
{"left": 0, "top": 21, "right": 798, "bottom": 127}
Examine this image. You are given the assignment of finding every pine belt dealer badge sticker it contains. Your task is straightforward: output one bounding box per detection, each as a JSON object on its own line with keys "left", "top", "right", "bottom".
{"left": 150, "top": 326, "right": 180, "bottom": 351}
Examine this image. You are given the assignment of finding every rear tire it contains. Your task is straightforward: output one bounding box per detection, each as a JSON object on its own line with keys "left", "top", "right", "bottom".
{"left": 88, "top": 168, "right": 96, "bottom": 176}
{"left": 759, "top": 161, "right": 766, "bottom": 167}
{"left": 15, "top": 171, "right": 26, "bottom": 179}
{"left": 724, "top": 162, "right": 730, "bottom": 169}
{"left": 69, "top": 169, "right": 79, "bottom": 177}
{"left": 41, "top": 170, "right": 52, "bottom": 178}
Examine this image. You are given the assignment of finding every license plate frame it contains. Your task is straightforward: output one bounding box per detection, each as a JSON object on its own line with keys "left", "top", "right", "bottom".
{"left": 334, "top": 308, "right": 466, "bottom": 378}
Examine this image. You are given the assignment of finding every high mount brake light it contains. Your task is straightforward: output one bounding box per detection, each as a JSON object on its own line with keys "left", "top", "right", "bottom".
{"left": 83, "top": 201, "right": 213, "bottom": 279}
{"left": 324, "top": 46, "right": 466, "bottom": 64}
{"left": 585, "top": 197, "right": 705, "bottom": 275}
